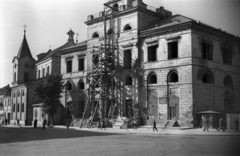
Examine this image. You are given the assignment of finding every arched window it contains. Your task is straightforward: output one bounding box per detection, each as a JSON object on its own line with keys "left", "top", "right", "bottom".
{"left": 107, "top": 28, "right": 114, "bottom": 35}
{"left": 92, "top": 32, "right": 99, "bottom": 38}
{"left": 148, "top": 74, "right": 157, "bottom": 84}
{"left": 22, "top": 103, "right": 24, "bottom": 112}
{"left": 202, "top": 73, "right": 213, "bottom": 84}
{"left": 113, "top": 3, "right": 119, "bottom": 11}
{"left": 78, "top": 81, "right": 85, "bottom": 90}
{"left": 14, "top": 72, "right": 16, "bottom": 82}
{"left": 168, "top": 71, "right": 178, "bottom": 82}
{"left": 125, "top": 76, "right": 132, "bottom": 86}
{"left": 123, "top": 24, "right": 132, "bottom": 31}
{"left": 17, "top": 103, "right": 19, "bottom": 112}
{"left": 224, "top": 75, "right": 233, "bottom": 87}
{"left": 66, "top": 81, "right": 72, "bottom": 90}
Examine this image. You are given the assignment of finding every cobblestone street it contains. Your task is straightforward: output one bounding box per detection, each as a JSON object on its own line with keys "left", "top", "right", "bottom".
{"left": 1, "top": 126, "right": 240, "bottom": 156}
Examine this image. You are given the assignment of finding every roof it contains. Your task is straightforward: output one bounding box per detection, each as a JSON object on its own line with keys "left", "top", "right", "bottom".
{"left": 36, "top": 40, "right": 75, "bottom": 63}
{"left": 143, "top": 14, "right": 196, "bottom": 32}
{"left": 17, "top": 35, "right": 33, "bottom": 60}
{"left": 59, "top": 40, "right": 87, "bottom": 54}
{"left": 0, "top": 84, "right": 11, "bottom": 96}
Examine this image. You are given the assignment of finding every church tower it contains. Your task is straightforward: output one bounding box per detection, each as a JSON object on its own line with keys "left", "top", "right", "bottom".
{"left": 12, "top": 26, "right": 35, "bottom": 86}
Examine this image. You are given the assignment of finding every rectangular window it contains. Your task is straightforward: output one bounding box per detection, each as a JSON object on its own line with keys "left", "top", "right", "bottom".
{"left": 148, "top": 45, "right": 158, "bottom": 61}
{"left": 168, "top": 42, "right": 178, "bottom": 59}
{"left": 78, "top": 58, "right": 84, "bottom": 71}
{"left": 38, "top": 70, "right": 40, "bottom": 78}
{"left": 223, "top": 48, "right": 232, "bottom": 65}
{"left": 66, "top": 60, "right": 72, "bottom": 73}
{"left": 202, "top": 42, "right": 213, "bottom": 60}
{"left": 124, "top": 50, "right": 131, "bottom": 69}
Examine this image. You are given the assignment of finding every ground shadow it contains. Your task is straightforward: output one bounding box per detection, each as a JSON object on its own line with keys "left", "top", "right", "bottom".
{"left": 0, "top": 126, "right": 123, "bottom": 144}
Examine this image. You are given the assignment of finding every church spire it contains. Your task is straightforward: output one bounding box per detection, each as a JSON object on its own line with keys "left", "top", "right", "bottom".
{"left": 16, "top": 25, "right": 33, "bottom": 60}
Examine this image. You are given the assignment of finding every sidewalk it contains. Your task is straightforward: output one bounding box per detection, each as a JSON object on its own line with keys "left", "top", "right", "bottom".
{"left": 2, "top": 124, "right": 240, "bottom": 136}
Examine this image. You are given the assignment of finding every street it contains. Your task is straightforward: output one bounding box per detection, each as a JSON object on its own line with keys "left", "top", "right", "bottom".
{"left": 1, "top": 126, "right": 240, "bottom": 156}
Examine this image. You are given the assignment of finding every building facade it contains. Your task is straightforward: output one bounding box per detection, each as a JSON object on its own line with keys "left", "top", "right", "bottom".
{"left": 59, "top": 0, "right": 240, "bottom": 128}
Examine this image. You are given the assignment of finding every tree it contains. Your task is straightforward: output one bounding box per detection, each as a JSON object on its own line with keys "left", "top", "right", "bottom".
{"left": 34, "top": 74, "right": 63, "bottom": 126}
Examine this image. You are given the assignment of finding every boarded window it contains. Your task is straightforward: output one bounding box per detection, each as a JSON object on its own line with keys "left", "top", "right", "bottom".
{"left": 168, "top": 42, "right": 178, "bottom": 59}
{"left": 223, "top": 48, "right": 232, "bottom": 65}
{"left": 148, "top": 45, "right": 157, "bottom": 61}
{"left": 124, "top": 50, "right": 131, "bottom": 69}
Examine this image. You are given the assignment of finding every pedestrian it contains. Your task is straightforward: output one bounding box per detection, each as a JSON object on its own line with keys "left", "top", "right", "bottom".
{"left": 153, "top": 119, "right": 158, "bottom": 132}
{"left": 34, "top": 118, "right": 38, "bottom": 129}
{"left": 17, "top": 119, "right": 20, "bottom": 126}
{"left": 43, "top": 118, "right": 46, "bottom": 129}
{"left": 66, "top": 120, "right": 70, "bottom": 129}
{"left": 234, "top": 118, "right": 239, "bottom": 132}
{"left": 217, "top": 117, "right": 225, "bottom": 132}
{"left": 5, "top": 119, "right": 7, "bottom": 125}
{"left": 203, "top": 117, "right": 209, "bottom": 132}
{"left": 25, "top": 119, "right": 27, "bottom": 126}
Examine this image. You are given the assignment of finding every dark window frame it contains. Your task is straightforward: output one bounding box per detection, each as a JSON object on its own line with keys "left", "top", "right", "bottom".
{"left": 148, "top": 45, "right": 158, "bottom": 62}
{"left": 201, "top": 42, "right": 213, "bottom": 60}
{"left": 78, "top": 58, "right": 84, "bottom": 71}
{"left": 124, "top": 49, "right": 132, "bottom": 69}
{"left": 168, "top": 41, "right": 178, "bottom": 59}
{"left": 66, "top": 59, "right": 72, "bottom": 73}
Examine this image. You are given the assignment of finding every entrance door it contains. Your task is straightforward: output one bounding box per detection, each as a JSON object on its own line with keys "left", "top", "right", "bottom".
{"left": 125, "top": 100, "right": 133, "bottom": 118}
{"left": 170, "top": 107, "right": 176, "bottom": 120}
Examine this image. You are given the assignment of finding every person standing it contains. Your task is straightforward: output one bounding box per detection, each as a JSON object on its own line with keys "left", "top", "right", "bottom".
{"left": 42, "top": 118, "right": 46, "bottom": 129}
{"left": 203, "top": 117, "right": 209, "bottom": 132}
{"left": 217, "top": 117, "right": 225, "bottom": 132}
{"left": 34, "top": 118, "right": 38, "bottom": 129}
{"left": 17, "top": 119, "right": 20, "bottom": 126}
{"left": 153, "top": 119, "right": 158, "bottom": 132}
{"left": 234, "top": 118, "right": 239, "bottom": 132}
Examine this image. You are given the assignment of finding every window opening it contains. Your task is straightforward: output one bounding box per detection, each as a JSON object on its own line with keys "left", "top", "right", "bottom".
{"left": 223, "top": 48, "right": 232, "bottom": 65}
{"left": 169, "top": 72, "right": 178, "bottom": 82}
{"left": 113, "top": 3, "right": 119, "bottom": 12}
{"left": 123, "top": 24, "right": 132, "bottom": 31}
{"left": 22, "top": 103, "right": 24, "bottom": 112}
{"left": 67, "top": 82, "right": 72, "bottom": 90}
{"left": 148, "top": 45, "right": 158, "bottom": 61}
{"left": 66, "top": 60, "right": 72, "bottom": 73}
{"left": 124, "top": 50, "right": 131, "bottom": 69}
{"left": 78, "top": 81, "right": 85, "bottom": 90}
{"left": 78, "top": 58, "right": 84, "bottom": 71}
{"left": 202, "top": 42, "right": 213, "bottom": 60}
{"left": 168, "top": 42, "right": 178, "bottom": 59}
{"left": 92, "top": 32, "right": 99, "bottom": 38}
{"left": 43, "top": 68, "right": 45, "bottom": 77}
{"left": 149, "top": 74, "right": 157, "bottom": 84}
{"left": 203, "top": 73, "right": 212, "bottom": 84}
{"left": 125, "top": 76, "right": 132, "bottom": 86}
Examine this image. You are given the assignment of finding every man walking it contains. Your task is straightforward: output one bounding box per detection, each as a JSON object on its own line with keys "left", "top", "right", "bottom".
{"left": 153, "top": 119, "right": 158, "bottom": 132}
{"left": 217, "top": 117, "right": 225, "bottom": 132}
{"left": 42, "top": 118, "right": 46, "bottom": 129}
{"left": 34, "top": 118, "right": 38, "bottom": 129}
{"left": 203, "top": 117, "right": 209, "bottom": 132}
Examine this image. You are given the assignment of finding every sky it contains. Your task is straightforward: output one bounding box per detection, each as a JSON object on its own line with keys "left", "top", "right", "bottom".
{"left": 0, "top": 0, "right": 239, "bottom": 88}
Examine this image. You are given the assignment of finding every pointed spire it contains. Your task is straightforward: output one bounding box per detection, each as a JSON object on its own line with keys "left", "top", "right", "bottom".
{"left": 16, "top": 26, "right": 33, "bottom": 60}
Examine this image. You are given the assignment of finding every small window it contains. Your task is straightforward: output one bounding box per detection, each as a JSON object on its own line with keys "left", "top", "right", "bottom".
{"left": 113, "top": 3, "right": 119, "bottom": 12}
{"left": 168, "top": 42, "right": 178, "bottom": 59}
{"left": 66, "top": 60, "right": 72, "bottom": 73}
{"left": 22, "top": 103, "right": 24, "bottom": 112}
{"left": 13, "top": 104, "right": 15, "bottom": 112}
{"left": 67, "top": 82, "right": 72, "bottom": 90}
{"left": 203, "top": 73, "right": 213, "bottom": 84}
{"left": 123, "top": 24, "right": 132, "bottom": 31}
{"left": 35, "top": 109, "right": 38, "bottom": 118}
{"left": 223, "top": 48, "right": 232, "bottom": 65}
{"left": 92, "top": 32, "right": 99, "bottom": 38}
{"left": 169, "top": 72, "right": 178, "bottom": 82}
{"left": 14, "top": 72, "right": 16, "bottom": 82}
{"left": 148, "top": 45, "right": 158, "bottom": 62}
{"left": 78, "top": 81, "right": 85, "bottom": 90}
{"left": 125, "top": 76, "right": 132, "bottom": 86}
{"left": 148, "top": 74, "right": 157, "bottom": 84}
{"left": 17, "top": 103, "right": 19, "bottom": 112}
{"left": 124, "top": 50, "right": 131, "bottom": 69}
{"left": 78, "top": 58, "right": 84, "bottom": 71}
{"left": 224, "top": 75, "right": 233, "bottom": 87}
{"left": 107, "top": 28, "right": 114, "bottom": 35}
{"left": 47, "top": 66, "right": 50, "bottom": 75}
{"left": 202, "top": 42, "right": 213, "bottom": 60}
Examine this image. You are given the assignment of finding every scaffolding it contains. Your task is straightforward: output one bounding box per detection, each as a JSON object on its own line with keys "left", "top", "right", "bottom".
{"left": 80, "top": 4, "right": 118, "bottom": 128}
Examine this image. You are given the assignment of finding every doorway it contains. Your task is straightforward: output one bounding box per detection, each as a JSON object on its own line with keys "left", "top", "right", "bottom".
{"left": 125, "top": 100, "right": 133, "bottom": 118}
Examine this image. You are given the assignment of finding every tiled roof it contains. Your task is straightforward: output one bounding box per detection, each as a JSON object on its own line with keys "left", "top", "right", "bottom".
{"left": 0, "top": 84, "right": 11, "bottom": 95}
{"left": 36, "top": 41, "right": 75, "bottom": 63}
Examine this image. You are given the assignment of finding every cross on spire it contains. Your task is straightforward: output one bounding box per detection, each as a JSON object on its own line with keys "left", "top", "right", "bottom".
{"left": 23, "top": 24, "right": 27, "bottom": 37}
